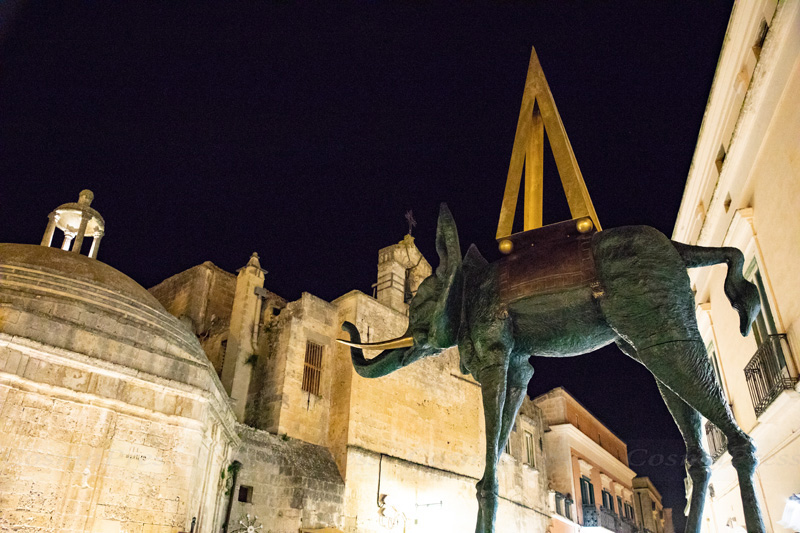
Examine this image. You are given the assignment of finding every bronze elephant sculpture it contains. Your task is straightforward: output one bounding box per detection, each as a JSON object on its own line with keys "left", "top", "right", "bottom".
{"left": 341, "top": 204, "right": 764, "bottom": 533}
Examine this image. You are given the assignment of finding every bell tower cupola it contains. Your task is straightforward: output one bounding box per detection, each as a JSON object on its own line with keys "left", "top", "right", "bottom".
{"left": 40, "top": 189, "right": 106, "bottom": 259}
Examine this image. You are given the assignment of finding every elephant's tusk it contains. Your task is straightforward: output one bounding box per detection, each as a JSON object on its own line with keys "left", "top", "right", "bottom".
{"left": 335, "top": 336, "right": 414, "bottom": 350}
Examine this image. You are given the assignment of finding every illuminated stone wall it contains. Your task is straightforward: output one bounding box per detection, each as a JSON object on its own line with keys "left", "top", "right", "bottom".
{"left": 0, "top": 380, "right": 233, "bottom": 533}
{"left": 228, "top": 424, "right": 345, "bottom": 532}
{"left": 246, "top": 292, "right": 337, "bottom": 446}
{"left": 149, "top": 262, "right": 237, "bottom": 375}
{"left": 0, "top": 245, "right": 239, "bottom": 533}
{"left": 633, "top": 476, "right": 667, "bottom": 533}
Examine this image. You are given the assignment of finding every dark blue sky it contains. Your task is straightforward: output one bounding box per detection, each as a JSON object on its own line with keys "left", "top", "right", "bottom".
{"left": 0, "top": 2, "right": 734, "bottom": 527}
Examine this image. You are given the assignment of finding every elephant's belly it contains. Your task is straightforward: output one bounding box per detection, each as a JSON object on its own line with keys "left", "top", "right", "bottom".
{"left": 509, "top": 287, "right": 617, "bottom": 357}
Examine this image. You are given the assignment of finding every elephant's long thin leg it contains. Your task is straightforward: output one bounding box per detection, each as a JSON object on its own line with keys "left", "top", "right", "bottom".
{"left": 475, "top": 362, "right": 509, "bottom": 533}
{"left": 616, "top": 339, "right": 710, "bottom": 533}
{"left": 654, "top": 380, "right": 710, "bottom": 533}
{"left": 497, "top": 360, "right": 534, "bottom": 455}
{"left": 636, "top": 340, "right": 765, "bottom": 533}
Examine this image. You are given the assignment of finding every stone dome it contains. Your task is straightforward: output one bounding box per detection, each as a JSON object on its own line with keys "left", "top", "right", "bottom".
{"left": 0, "top": 243, "right": 160, "bottom": 308}
{"left": 0, "top": 243, "right": 215, "bottom": 385}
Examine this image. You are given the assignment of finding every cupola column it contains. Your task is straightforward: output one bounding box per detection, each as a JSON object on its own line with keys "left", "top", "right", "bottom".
{"left": 61, "top": 233, "right": 74, "bottom": 251}
{"left": 71, "top": 214, "right": 90, "bottom": 253}
{"left": 40, "top": 212, "right": 58, "bottom": 247}
{"left": 89, "top": 235, "right": 102, "bottom": 259}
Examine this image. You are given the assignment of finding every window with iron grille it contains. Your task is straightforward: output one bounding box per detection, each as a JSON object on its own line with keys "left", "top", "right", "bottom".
{"left": 743, "top": 260, "right": 797, "bottom": 417}
{"left": 302, "top": 341, "right": 323, "bottom": 395}
{"left": 746, "top": 262, "right": 779, "bottom": 349}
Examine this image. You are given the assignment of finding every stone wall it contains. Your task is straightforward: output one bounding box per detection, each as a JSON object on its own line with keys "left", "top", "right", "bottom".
{"left": 333, "top": 291, "right": 486, "bottom": 480}
{"left": 341, "top": 445, "right": 551, "bottom": 533}
{"left": 500, "top": 398, "right": 550, "bottom": 512}
{"left": 229, "top": 425, "right": 344, "bottom": 533}
{"left": 273, "top": 293, "right": 337, "bottom": 446}
{"left": 0, "top": 342, "right": 236, "bottom": 533}
{"left": 540, "top": 428, "right": 574, "bottom": 500}
{"left": 247, "top": 292, "right": 337, "bottom": 446}
{"left": 633, "top": 476, "right": 665, "bottom": 533}
{"left": 375, "top": 235, "right": 432, "bottom": 314}
{"left": 149, "top": 261, "right": 236, "bottom": 375}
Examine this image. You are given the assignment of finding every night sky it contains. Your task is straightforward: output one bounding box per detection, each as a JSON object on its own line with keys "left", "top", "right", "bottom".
{"left": 1, "top": 2, "right": 734, "bottom": 528}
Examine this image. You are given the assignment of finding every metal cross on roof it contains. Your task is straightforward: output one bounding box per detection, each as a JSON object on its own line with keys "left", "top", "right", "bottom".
{"left": 405, "top": 210, "right": 417, "bottom": 236}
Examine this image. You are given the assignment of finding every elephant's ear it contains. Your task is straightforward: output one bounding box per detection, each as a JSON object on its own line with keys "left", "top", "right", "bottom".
{"left": 435, "top": 203, "right": 462, "bottom": 279}
{"left": 429, "top": 204, "right": 463, "bottom": 348}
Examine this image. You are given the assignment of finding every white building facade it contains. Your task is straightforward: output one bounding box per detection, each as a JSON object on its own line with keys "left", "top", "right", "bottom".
{"left": 673, "top": 0, "right": 800, "bottom": 531}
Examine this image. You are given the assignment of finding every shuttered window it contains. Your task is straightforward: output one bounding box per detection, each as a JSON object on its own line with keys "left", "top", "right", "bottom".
{"left": 524, "top": 431, "right": 535, "bottom": 466}
{"left": 302, "top": 341, "right": 323, "bottom": 395}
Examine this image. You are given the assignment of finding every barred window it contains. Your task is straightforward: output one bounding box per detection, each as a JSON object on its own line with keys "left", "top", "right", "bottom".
{"left": 302, "top": 341, "right": 323, "bottom": 395}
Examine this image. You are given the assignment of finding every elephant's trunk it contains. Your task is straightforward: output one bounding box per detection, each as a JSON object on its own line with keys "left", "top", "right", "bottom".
{"left": 340, "top": 322, "right": 433, "bottom": 378}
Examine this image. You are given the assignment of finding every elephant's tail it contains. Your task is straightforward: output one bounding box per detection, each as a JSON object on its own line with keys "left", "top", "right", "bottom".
{"left": 672, "top": 241, "right": 760, "bottom": 336}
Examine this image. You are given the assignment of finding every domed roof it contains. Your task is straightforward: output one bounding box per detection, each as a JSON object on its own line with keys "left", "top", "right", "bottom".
{"left": 0, "top": 243, "right": 213, "bottom": 377}
{"left": 0, "top": 243, "right": 161, "bottom": 309}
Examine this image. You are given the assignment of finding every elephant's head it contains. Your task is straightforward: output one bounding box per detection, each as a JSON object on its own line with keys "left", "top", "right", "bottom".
{"left": 340, "top": 203, "right": 463, "bottom": 378}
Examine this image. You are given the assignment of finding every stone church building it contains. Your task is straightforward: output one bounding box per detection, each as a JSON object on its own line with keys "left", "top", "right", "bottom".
{"left": 0, "top": 192, "right": 553, "bottom": 533}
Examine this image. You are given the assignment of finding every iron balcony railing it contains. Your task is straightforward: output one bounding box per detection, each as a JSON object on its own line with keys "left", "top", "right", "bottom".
{"left": 705, "top": 420, "right": 727, "bottom": 462}
{"left": 584, "top": 502, "right": 644, "bottom": 533}
{"left": 582, "top": 504, "right": 599, "bottom": 527}
{"left": 615, "top": 516, "right": 635, "bottom": 533}
{"left": 598, "top": 507, "right": 616, "bottom": 530}
{"left": 744, "top": 334, "right": 797, "bottom": 417}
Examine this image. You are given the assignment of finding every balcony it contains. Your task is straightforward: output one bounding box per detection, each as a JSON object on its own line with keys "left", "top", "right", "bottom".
{"left": 583, "top": 504, "right": 641, "bottom": 532}
{"left": 598, "top": 507, "right": 616, "bottom": 530}
{"left": 614, "top": 516, "right": 636, "bottom": 533}
{"left": 744, "top": 334, "right": 797, "bottom": 417}
{"left": 583, "top": 504, "right": 600, "bottom": 527}
{"left": 705, "top": 420, "right": 727, "bottom": 462}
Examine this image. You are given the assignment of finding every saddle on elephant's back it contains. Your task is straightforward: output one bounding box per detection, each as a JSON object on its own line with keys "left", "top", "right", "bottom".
{"left": 498, "top": 218, "right": 600, "bottom": 304}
